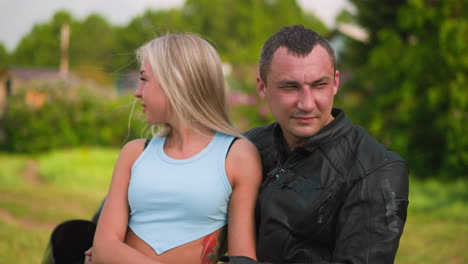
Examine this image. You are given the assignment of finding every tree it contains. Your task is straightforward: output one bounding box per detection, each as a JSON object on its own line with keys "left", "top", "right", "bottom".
{"left": 68, "top": 13, "right": 118, "bottom": 84}
{"left": 69, "top": 14, "right": 116, "bottom": 67}
{"left": 0, "top": 42, "right": 9, "bottom": 69}
{"left": 339, "top": 0, "right": 468, "bottom": 177}
{"left": 182, "top": 0, "right": 327, "bottom": 64}
{"left": 12, "top": 10, "right": 74, "bottom": 68}
{"left": 111, "top": 8, "right": 184, "bottom": 73}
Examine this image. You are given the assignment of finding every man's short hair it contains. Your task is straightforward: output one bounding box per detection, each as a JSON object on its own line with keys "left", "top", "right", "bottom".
{"left": 259, "top": 25, "right": 336, "bottom": 84}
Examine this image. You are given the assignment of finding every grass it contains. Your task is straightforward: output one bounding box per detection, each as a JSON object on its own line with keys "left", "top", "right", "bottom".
{"left": 395, "top": 178, "right": 468, "bottom": 263}
{"left": 397, "top": 215, "right": 467, "bottom": 263}
{"left": 0, "top": 154, "right": 29, "bottom": 187}
{"left": 0, "top": 149, "right": 116, "bottom": 263}
{"left": 0, "top": 149, "right": 467, "bottom": 263}
{"left": 0, "top": 219, "right": 50, "bottom": 264}
{"left": 37, "top": 148, "right": 117, "bottom": 195}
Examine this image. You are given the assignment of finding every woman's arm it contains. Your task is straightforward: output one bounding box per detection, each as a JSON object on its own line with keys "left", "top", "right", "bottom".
{"left": 225, "top": 138, "right": 263, "bottom": 260}
{"left": 92, "top": 139, "right": 161, "bottom": 264}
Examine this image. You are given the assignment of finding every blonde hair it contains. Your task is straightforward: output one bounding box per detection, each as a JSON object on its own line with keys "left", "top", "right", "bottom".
{"left": 136, "top": 33, "right": 242, "bottom": 138}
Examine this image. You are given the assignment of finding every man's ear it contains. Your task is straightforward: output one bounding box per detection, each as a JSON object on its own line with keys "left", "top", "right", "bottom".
{"left": 333, "top": 70, "right": 340, "bottom": 95}
{"left": 256, "top": 76, "right": 266, "bottom": 98}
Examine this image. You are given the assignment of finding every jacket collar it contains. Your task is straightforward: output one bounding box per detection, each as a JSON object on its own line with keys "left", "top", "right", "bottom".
{"left": 273, "top": 108, "right": 353, "bottom": 153}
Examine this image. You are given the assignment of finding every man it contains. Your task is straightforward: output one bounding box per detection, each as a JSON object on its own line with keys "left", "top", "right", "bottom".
{"left": 221, "top": 25, "right": 409, "bottom": 263}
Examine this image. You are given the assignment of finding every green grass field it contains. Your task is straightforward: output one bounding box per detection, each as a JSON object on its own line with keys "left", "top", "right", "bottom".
{"left": 0, "top": 149, "right": 466, "bottom": 263}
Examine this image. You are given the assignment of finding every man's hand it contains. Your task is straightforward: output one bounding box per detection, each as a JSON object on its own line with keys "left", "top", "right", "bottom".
{"left": 219, "top": 256, "right": 265, "bottom": 264}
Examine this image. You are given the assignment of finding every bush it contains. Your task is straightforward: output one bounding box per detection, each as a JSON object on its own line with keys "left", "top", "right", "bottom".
{"left": 0, "top": 83, "right": 148, "bottom": 153}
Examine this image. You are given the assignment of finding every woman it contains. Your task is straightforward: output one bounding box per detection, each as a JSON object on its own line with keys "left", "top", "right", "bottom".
{"left": 89, "top": 33, "right": 261, "bottom": 264}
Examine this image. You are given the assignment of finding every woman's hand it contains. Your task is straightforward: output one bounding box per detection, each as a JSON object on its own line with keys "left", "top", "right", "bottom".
{"left": 84, "top": 247, "right": 92, "bottom": 264}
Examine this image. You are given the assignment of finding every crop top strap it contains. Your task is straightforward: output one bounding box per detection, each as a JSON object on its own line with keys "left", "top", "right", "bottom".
{"left": 226, "top": 137, "right": 239, "bottom": 157}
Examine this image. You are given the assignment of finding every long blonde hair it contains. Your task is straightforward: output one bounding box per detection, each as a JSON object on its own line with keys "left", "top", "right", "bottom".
{"left": 136, "top": 33, "right": 242, "bottom": 138}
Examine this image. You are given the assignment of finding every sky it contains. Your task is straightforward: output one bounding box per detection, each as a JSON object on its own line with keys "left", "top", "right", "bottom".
{"left": 0, "top": 0, "right": 353, "bottom": 52}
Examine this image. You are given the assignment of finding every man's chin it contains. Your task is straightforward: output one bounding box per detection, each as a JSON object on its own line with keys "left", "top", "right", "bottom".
{"left": 291, "top": 128, "right": 320, "bottom": 139}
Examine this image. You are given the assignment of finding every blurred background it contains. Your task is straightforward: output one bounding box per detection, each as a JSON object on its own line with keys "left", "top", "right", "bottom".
{"left": 0, "top": 0, "right": 466, "bottom": 263}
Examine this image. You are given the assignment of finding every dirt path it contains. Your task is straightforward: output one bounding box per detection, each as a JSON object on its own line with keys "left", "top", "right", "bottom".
{"left": 22, "top": 159, "right": 43, "bottom": 185}
{"left": 0, "top": 208, "right": 56, "bottom": 231}
{"left": 0, "top": 159, "right": 94, "bottom": 231}
{"left": 0, "top": 160, "right": 55, "bottom": 231}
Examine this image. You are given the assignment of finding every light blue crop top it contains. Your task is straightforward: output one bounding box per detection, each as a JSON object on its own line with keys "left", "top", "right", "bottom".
{"left": 128, "top": 132, "right": 235, "bottom": 254}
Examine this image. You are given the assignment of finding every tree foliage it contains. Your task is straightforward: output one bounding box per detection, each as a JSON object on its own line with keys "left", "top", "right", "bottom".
{"left": 0, "top": 42, "right": 9, "bottom": 69}
{"left": 1, "top": 84, "right": 147, "bottom": 153}
{"left": 13, "top": 10, "right": 74, "bottom": 68}
{"left": 11, "top": 0, "right": 326, "bottom": 74}
{"left": 182, "top": 0, "right": 326, "bottom": 64}
{"left": 109, "top": 8, "right": 185, "bottom": 73}
{"left": 339, "top": 0, "right": 467, "bottom": 177}
{"left": 69, "top": 14, "right": 117, "bottom": 69}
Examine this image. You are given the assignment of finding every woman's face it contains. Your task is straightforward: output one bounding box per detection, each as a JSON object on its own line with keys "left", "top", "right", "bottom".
{"left": 134, "top": 60, "right": 171, "bottom": 125}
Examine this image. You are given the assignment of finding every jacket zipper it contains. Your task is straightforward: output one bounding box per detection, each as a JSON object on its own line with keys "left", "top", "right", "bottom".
{"left": 263, "top": 167, "right": 284, "bottom": 186}
{"left": 272, "top": 168, "right": 284, "bottom": 181}
{"left": 259, "top": 168, "right": 285, "bottom": 209}
{"left": 295, "top": 193, "right": 334, "bottom": 226}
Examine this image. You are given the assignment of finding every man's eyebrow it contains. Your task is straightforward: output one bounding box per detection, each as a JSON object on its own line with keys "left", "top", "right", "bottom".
{"left": 139, "top": 70, "right": 145, "bottom": 75}
{"left": 276, "top": 80, "right": 299, "bottom": 85}
{"left": 276, "top": 76, "right": 331, "bottom": 86}
{"left": 309, "top": 76, "right": 331, "bottom": 85}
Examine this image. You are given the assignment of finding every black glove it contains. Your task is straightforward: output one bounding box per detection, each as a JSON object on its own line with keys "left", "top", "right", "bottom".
{"left": 218, "top": 256, "right": 266, "bottom": 264}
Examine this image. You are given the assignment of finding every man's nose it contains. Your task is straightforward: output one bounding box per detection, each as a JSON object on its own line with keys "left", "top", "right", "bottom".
{"left": 297, "top": 88, "right": 315, "bottom": 111}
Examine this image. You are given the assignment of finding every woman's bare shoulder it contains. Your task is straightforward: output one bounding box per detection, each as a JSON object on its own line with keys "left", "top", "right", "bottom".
{"left": 226, "top": 138, "right": 262, "bottom": 186}
{"left": 228, "top": 138, "right": 259, "bottom": 157}
{"left": 117, "top": 138, "right": 149, "bottom": 165}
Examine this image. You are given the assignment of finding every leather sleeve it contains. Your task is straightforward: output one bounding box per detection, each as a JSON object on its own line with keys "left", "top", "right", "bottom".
{"left": 331, "top": 160, "right": 409, "bottom": 264}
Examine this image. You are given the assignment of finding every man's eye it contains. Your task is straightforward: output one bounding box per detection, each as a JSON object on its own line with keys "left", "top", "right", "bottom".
{"left": 140, "top": 77, "right": 146, "bottom": 81}
{"left": 314, "top": 83, "right": 327, "bottom": 88}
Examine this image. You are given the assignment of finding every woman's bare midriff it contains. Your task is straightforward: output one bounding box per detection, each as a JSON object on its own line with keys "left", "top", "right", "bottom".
{"left": 124, "top": 227, "right": 226, "bottom": 264}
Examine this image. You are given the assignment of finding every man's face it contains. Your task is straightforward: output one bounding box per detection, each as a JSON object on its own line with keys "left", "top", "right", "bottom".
{"left": 257, "top": 46, "right": 340, "bottom": 148}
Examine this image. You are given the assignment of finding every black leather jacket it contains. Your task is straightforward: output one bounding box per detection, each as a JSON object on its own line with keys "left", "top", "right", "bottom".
{"left": 243, "top": 108, "right": 409, "bottom": 264}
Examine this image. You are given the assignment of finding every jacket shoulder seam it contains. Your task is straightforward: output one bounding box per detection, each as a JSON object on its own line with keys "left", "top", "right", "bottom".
{"left": 364, "top": 160, "right": 407, "bottom": 176}
{"left": 317, "top": 146, "right": 346, "bottom": 179}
